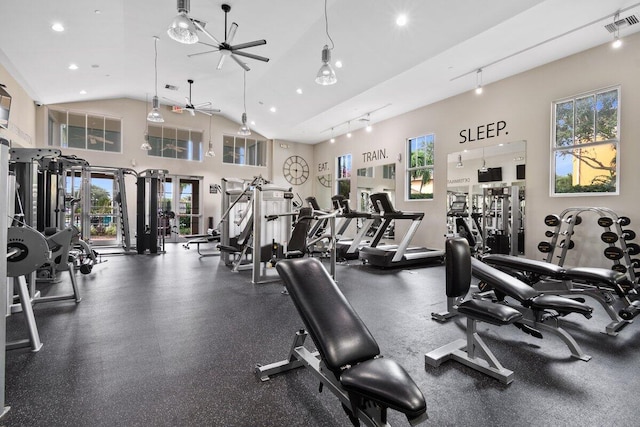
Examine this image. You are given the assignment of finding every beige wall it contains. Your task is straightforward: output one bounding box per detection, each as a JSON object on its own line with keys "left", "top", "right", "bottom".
{"left": 0, "top": 63, "right": 37, "bottom": 147}
{"left": 314, "top": 32, "right": 640, "bottom": 267}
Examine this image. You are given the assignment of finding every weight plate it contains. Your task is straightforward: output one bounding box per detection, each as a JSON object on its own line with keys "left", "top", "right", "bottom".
{"left": 544, "top": 214, "right": 561, "bottom": 227}
{"left": 598, "top": 217, "right": 614, "bottom": 228}
{"left": 538, "top": 241, "right": 553, "bottom": 253}
{"left": 545, "top": 230, "right": 555, "bottom": 238}
{"left": 628, "top": 243, "right": 640, "bottom": 256}
{"left": 622, "top": 230, "right": 636, "bottom": 241}
{"left": 7, "top": 227, "right": 50, "bottom": 277}
{"left": 601, "top": 231, "right": 619, "bottom": 244}
{"left": 619, "top": 216, "right": 631, "bottom": 226}
{"left": 631, "top": 258, "right": 640, "bottom": 268}
{"left": 560, "top": 239, "right": 575, "bottom": 250}
{"left": 604, "top": 246, "right": 624, "bottom": 260}
{"left": 612, "top": 264, "right": 627, "bottom": 273}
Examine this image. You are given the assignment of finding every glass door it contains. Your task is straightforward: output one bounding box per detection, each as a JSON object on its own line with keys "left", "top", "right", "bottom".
{"left": 88, "top": 173, "right": 118, "bottom": 245}
{"left": 164, "top": 176, "right": 203, "bottom": 242}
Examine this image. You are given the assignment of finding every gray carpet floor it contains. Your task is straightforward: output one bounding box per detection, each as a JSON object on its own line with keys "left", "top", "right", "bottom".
{"left": 4, "top": 243, "right": 640, "bottom": 426}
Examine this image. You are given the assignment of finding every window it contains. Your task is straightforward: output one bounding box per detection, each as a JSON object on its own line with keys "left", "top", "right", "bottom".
{"left": 552, "top": 87, "right": 619, "bottom": 195}
{"left": 357, "top": 167, "right": 373, "bottom": 177}
{"left": 336, "top": 154, "right": 352, "bottom": 198}
{"left": 407, "top": 134, "right": 434, "bottom": 200}
{"left": 222, "top": 135, "right": 267, "bottom": 166}
{"left": 383, "top": 164, "right": 395, "bottom": 180}
{"left": 147, "top": 124, "right": 203, "bottom": 161}
{"left": 48, "top": 109, "right": 122, "bottom": 152}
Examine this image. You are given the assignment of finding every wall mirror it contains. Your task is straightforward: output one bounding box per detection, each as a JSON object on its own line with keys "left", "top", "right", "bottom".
{"left": 356, "top": 163, "right": 396, "bottom": 238}
{"left": 315, "top": 174, "right": 333, "bottom": 209}
{"left": 447, "top": 141, "right": 526, "bottom": 255}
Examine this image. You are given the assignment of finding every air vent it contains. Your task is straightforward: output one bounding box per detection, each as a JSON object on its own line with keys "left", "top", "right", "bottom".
{"left": 605, "top": 14, "right": 639, "bottom": 33}
{"left": 165, "top": 84, "right": 179, "bottom": 91}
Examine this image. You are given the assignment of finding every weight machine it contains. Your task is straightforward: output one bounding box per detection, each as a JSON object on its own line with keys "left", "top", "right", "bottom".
{"left": 481, "top": 185, "right": 524, "bottom": 256}
{"left": 136, "top": 169, "right": 168, "bottom": 254}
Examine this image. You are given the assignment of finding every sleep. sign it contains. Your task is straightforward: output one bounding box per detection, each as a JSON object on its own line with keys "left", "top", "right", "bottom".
{"left": 459, "top": 120, "right": 507, "bottom": 143}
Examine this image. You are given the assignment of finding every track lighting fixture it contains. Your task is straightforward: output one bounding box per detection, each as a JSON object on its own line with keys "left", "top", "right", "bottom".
{"left": 330, "top": 128, "right": 335, "bottom": 143}
{"left": 238, "top": 71, "right": 251, "bottom": 136}
{"left": 205, "top": 114, "right": 215, "bottom": 157}
{"left": 167, "top": 0, "right": 199, "bottom": 44}
{"left": 612, "top": 12, "right": 623, "bottom": 48}
{"left": 346, "top": 121, "right": 352, "bottom": 138}
{"left": 456, "top": 154, "right": 463, "bottom": 168}
{"left": 475, "top": 69, "right": 483, "bottom": 95}
{"left": 365, "top": 114, "right": 373, "bottom": 132}
{"left": 147, "top": 37, "right": 164, "bottom": 123}
{"left": 315, "top": 0, "right": 337, "bottom": 85}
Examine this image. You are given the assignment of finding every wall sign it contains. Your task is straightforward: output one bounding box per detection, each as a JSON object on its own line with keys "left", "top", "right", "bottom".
{"left": 362, "top": 148, "right": 387, "bottom": 162}
{"left": 318, "top": 162, "right": 329, "bottom": 172}
{"left": 459, "top": 120, "right": 507, "bottom": 143}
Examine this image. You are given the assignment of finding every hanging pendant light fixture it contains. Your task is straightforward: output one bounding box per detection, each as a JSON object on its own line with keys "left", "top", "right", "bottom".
{"left": 330, "top": 128, "right": 335, "bottom": 143}
{"left": 167, "top": 0, "right": 199, "bottom": 44}
{"left": 205, "top": 113, "right": 215, "bottom": 157}
{"left": 141, "top": 94, "right": 153, "bottom": 151}
{"left": 315, "top": 0, "right": 337, "bottom": 85}
{"left": 479, "top": 148, "right": 488, "bottom": 172}
{"left": 346, "top": 121, "right": 352, "bottom": 138}
{"left": 475, "top": 69, "right": 483, "bottom": 95}
{"left": 147, "top": 37, "right": 164, "bottom": 123}
{"left": 238, "top": 71, "right": 251, "bottom": 136}
{"left": 456, "top": 154, "right": 463, "bottom": 168}
{"left": 612, "top": 12, "right": 623, "bottom": 48}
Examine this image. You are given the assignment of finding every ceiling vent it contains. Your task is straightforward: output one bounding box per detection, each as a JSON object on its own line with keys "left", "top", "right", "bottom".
{"left": 164, "top": 84, "right": 179, "bottom": 91}
{"left": 605, "top": 14, "right": 639, "bottom": 33}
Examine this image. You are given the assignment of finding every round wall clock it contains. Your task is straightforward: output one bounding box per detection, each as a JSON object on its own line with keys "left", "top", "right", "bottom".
{"left": 317, "top": 174, "right": 331, "bottom": 188}
{"left": 283, "top": 155, "right": 309, "bottom": 185}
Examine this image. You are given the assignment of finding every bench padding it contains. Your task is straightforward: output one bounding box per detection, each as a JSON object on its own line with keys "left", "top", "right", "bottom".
{"left": 471, "top": 258, "right": 539, "bottom": 302}
{"left": 458, "top": 299, "right": 523, "bottom": 326}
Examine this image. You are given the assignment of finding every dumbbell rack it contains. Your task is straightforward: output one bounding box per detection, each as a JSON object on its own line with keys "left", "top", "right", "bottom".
{"left": 541, "top": 207, "right": 637, "bottom": 285}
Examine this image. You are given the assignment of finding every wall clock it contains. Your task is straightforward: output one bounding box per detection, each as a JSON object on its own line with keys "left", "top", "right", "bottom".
{"left": 317, "top": 174, "right": 331, "bottom": 188}
{"left": 283, "top": 155, "right": 309, "bottom": 185}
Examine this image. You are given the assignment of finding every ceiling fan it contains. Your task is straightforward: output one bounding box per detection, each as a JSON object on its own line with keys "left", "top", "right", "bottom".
{"left": 188, "top": 4, "right": 269, "bottom": 71}
{"left": 165, "top": 79, "right": 220, "bottom": 116}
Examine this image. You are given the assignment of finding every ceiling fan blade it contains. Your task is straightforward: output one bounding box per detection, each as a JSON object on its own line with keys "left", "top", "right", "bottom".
{"left": 230, "top": 40, "right": 267, "bottom": 51}
{"left": 200, "top": 108, "right": 221, "bottom": 113}
{"left": 216, "top": 54, "right": 227, "bottom": 70}
{"left": 193, "top": 20, "right": 222, "bottom": 46}
{"left": 230, "top": 54, "right": 250, "bottom": 71}
{"left": 226, "top": 22, "right": 238, "bottom": 44}
{"left": 197, "top": 111, "right": 213, "bottom": 117}
{"left": 194, "top": 102, "right": 211, "bottom": 109}
{"left": 197, "top": 41, "right": 220, "bottom": 49}
{"left": 232, "top": 50, "right": 270, "bottom": 63}
{"left": 187, "top": 49, "right": 220, "bottom": 58}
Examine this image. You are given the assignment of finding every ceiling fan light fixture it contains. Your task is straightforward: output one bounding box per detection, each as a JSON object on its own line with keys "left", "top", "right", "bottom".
{"left": 168, "top": 0, "right": 199, "bottom": 44}
{"left": 141, "top": 131, "right": 152, "bottom": 151}
{"left": 147, "top": 95, "right": 164, "bottom": 123}
{"left": 238, "top": 112, "right": 251, "bottom": 136}
{"left": 316, "top": 45, "right": 337, "bottom": 85}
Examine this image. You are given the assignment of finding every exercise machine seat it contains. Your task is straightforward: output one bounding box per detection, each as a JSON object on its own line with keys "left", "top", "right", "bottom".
{"left": 482, "top": 254, "right": 566, "bottom": 277}
{"left": 340, "top": 357, "right": 427, "bottom": 420}
{"left": 285, "top": 207, "right": 313, "bottom": 259}
{"left": 565, "top": 267, "right": 624, "bottom": 287}
{"left": 530, "top": 295, "right": 593, "bottom": 317}
{"left": 457, "top": 299, "right": 523, "bottom": 326}
{"left": 275, "top": 257, "right": 427, "bottom": 421}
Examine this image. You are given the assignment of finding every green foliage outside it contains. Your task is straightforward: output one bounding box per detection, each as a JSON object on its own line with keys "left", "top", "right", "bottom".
{"left": 409, "top": 136, "right": 434, "bottom": 199}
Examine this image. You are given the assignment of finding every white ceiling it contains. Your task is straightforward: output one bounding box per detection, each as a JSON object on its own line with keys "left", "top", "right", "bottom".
{"left": 1, "top": 0, "right": 639, "bottom": 144}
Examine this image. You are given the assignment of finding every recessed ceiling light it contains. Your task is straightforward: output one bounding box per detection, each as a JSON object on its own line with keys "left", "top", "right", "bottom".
{"left": 270, "top": 107, "right": 276, "bottom": 113}
{"left": 94, "top": 9, "right": 101, "bottom": 14}
{"left": 396, "top": 14, "right": 407, "bottom": 26}
{"left": 68, "top": 64, "right": 79, "bottom": 70}
{"left": 79, "top": 90, "right": 87, "bottom": 95}
{"left": 91, "top": 64, "right": 100, "bottom": 68}
{"left": 51, "top": 23, "right": 65, "bottom": 32}
{"left": 335, "top": 60, "right": 343, "bottom": 68}
{"left": 296, "top": 88, "right": 302, "bottom": 95}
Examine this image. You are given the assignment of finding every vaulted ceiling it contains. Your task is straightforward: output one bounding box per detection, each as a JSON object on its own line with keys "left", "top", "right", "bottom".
{"left": 1, "top": 0, "right": 639, "bottom": 143}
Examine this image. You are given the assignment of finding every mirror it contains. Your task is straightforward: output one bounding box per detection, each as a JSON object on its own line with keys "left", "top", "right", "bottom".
{"left": 356, "top": 163, "right": 396, "bottom": 238}
{"left": 315, "top": 173, "right": 333, "bottom": 209}
{"left": 447, "top": 141, "right": 526, "bottom": 255}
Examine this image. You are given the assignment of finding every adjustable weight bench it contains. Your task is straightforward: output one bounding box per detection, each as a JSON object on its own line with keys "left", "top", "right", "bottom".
{"left": 482, "top": 254, "right": 637, "bottom": 336}
{"left": 256, "top": 257, "right": 427, "bottom": 426}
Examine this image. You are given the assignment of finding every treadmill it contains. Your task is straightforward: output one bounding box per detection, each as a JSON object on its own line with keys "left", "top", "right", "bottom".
{"left": 332, "top": 195, "right": 375, "bottom": 260}
{"left": 358, "top": 192, "right": 445, "bottom": 267}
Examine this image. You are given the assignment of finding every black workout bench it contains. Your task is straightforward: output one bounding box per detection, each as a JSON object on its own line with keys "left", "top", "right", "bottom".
{"left": 256, "top": 257, "right": 427, "bottom": 426}
{"left": 482, "top": 254, "right": 638, "bottom": 335}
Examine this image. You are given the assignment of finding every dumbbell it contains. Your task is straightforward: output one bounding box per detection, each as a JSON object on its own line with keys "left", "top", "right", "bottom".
{"left": 601, "top": 230, "right": 637, "bottom": 244}
{"left": 623, "top": 230, "right": 637, "bottom": 241}
{"left": 603, "top": 244, "right": 640, "bottom": 260}
{"left": 538, "top": 239, "right": 574, "bottom": 253}
{"left": 598, "top": 216, "right": 631, "bottom": 227}
{"left": 544, "top": 214, "right": 582, "bottom": 227}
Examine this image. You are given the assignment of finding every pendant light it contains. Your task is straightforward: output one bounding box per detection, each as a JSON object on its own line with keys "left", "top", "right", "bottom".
{"left": 315, "top": 0, "right": 337, "bottom": 85}
{"left": 346, "top": 121, "right": 352, "bottom": 138}
{"left": 475, "top": 69, "right": 483, "bottom": 95}
{"left": 456, "top": 154, "right": 463, "bottom": 168}
{"left": 479, "top": 148, "right": 488, "bottom": 172}
{"left": 141, "top": 94, "right": 153, "bottom": 150}
{"left": 147, "top": 37, "right": 164, "bottom": 123}
{"left": 167, "top": 0, "right": 199, "bottom": 44}
{"left": 238, "top": 71, "right": 251, "bottom": 136}
{"left": 612, "top": 12, "right": 623, "bottom": 49}
{"left": 330, "top": 128, "right": 335, "bottom": 143}
{"left": 205, "top": 113, "right": 215, "bottom": 157}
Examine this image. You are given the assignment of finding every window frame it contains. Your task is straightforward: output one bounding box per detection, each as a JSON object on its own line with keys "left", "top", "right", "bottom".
{"left": 47, "top": 108, "right": 123, "bottom": 153}
{"left": 222, "top": 134, "right": 267, "bottom": 167}
{"left": 336, "top": 153, "right": 352, "bottom": 199}
{"left": 147, "top": 124, "right": 203, "bottom": 162}
{"left": 406, "top": 133, "right": 435, "bottom": 201}
{"left": 550, "top": 86, "right": 620, "bottom": 197}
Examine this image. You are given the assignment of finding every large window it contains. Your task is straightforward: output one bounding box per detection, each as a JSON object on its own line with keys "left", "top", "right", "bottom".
{"left": 48, "top": 109, "right": 122, "bottom": 152}
{"left": 222, "top": 135, "right": 267, "bottom": 166}
{"left": 147, "top": 124, "right": 203, "bottom": 161}
{"left": 552, "top": 87, "right": 619, "bottom": 195}
{"left": 407, "top": 134, "right": 434, "bottom": 200}
{"left": 336, "top": 154, "right": 352, "bottom": 198}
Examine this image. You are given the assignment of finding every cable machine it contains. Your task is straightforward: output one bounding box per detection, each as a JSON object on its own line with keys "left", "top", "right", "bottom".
{"left": 136, "top": 169, "right": 168, "bottom": 254}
